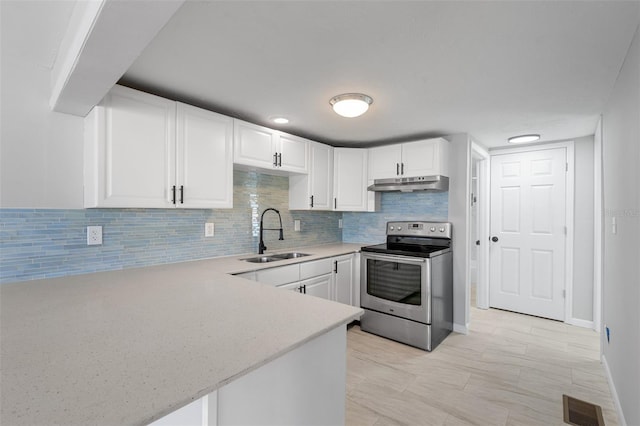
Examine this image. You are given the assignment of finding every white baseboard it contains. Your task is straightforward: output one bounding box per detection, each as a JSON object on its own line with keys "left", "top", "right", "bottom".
{"left": 568, "top": 317, "right": 595, "bottom": 330}
{"left": 602, "top": 355, "right": 627, "bottom": 426}
{"left": 453, "top": 323, "right": 468, "bottom": 335}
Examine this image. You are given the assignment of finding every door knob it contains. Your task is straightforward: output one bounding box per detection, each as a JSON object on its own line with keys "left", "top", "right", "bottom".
{"left": 491, "top": 236, "right": 499, "bottom": 242}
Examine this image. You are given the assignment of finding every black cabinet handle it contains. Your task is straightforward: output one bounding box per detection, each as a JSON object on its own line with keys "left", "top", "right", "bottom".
{"left": 401, "top": 163, "right": 404, "bottom": 175}
{"left": 303, "top": 285, "right": 306, "bottom": 294}
{"left": 476, "top": 240, "right": 480, "bottom": 246}
{"left": 310, "top": 195, "right": 314, "bottom": 208}
{"left": 334, "top": 198, "right": 337, "bottom": 209}
{"left": 278, "top": 153, "right": 282, "bottom": 167}
{"left": 491, "top": 236, "right": 499, "bottom": 242}
{"left": 171, "top": 185, "right": 176, "bottom": 204}
{"left": 179, "top": 185, "right": 184, "bottom": 204}
{"left": 334, "top": 260, "right": 338, "bottom": 273}
{"left": 273, "top": 153, "right": 278, "bottom": 167}
{"left": 396, "top": 163, "right": 400, "bottom": 176}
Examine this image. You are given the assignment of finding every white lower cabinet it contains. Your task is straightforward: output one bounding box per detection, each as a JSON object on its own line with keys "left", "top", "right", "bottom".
{"left": 149, "top": 326, "right": 347, "bottom": 426}
{"left": 333, "top": 254, "right": 356, "bottom": 306}
{"left": 299, "top": 274, "right": 332, "bottom": 299}
{"left": 236, "top": 253, "right": 359, "bottom": 307}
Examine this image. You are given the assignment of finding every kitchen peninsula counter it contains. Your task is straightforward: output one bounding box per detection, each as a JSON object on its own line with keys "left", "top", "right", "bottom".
{"left": 1, "top": 243, "right": 364, "bottom": 426}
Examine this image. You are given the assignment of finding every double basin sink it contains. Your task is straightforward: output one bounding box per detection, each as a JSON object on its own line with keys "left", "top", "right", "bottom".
{"left": 243, "top": 252, "right": 311, "bottom": 263}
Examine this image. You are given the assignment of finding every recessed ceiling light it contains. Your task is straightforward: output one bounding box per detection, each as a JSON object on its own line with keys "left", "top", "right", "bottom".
{"left": 508, "top": 134, "right": 541, "bottom": 144}
{"left": 272, "top": 117, "right": 289, "bottom": 124}
{"left": 329, "top": 93, "right": 373, "bottom": 118}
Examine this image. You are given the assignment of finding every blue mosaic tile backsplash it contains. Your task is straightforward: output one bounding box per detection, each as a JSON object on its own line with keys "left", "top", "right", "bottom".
{"left": 0, "top": 170, "right": 342, "bottom": 284}
{"left": 342, "top": 191, "right": 448, "bottom": 244}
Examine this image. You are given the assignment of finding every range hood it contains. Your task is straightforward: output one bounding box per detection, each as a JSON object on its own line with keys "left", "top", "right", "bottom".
{"left": 367, "top": 175, "right": 449, "bottom": 193}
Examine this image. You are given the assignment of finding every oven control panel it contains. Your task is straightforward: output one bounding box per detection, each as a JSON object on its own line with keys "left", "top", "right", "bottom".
{"left": 387, "top": 221, "right": 452, "bottom": 238}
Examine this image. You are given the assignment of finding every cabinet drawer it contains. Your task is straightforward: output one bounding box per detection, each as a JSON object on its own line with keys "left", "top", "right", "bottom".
{"left": 300, "top": 258, "right": 333, "bottom": 280}
{"left": 255, "top": 264, "right": 300, "bottom": 286}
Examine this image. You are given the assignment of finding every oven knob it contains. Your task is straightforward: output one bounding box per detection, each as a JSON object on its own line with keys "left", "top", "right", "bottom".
{"left": 430, "top": 227, "right": 436, "bottom": 232}
{"left": 397, "top": 226, "right": 402, "bottom": 230}
{"left": 389, "top": 226, "right": 394, "bottom": 231}
{"left": 439, "top": 227, "right": 445, "bottom": 232}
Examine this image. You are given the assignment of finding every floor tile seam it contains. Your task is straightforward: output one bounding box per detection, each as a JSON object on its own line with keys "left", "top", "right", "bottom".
{"left": 401, "top": 388, "right": 507, "bottom": 426}
{"left": 463, "top": 381, "right": 562, "bottom": 414}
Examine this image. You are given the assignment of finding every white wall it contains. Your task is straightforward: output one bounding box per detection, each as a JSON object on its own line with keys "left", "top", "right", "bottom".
{"left": 573, "top": 136, "right": 595, "bottom": 322}
{"left": 601, "top": 22, "right": 640, "bottom": 426}
{"left": 446, "top": 133, "right": 471, "bottom": 332}
{"left": 0, "top": 2, "right": 84, "bottom": 209}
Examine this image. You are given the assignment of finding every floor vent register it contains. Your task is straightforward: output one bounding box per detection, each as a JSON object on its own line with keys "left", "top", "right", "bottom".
{"left": 563, "top": 394, "right": 605, "bottom": 426}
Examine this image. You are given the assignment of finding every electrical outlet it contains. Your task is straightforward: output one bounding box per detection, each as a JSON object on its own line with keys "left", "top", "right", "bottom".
{"left": 205, "top": 222, "right": 215, "bottom": 237}
{"left": 338, "top": 219, "right": 343, "bottom": 229}
{"left": 87, "top": 226, "right": 102, "bottom": 246}
{"left": 294, "top": 219, "right": 301, "bottom": 232}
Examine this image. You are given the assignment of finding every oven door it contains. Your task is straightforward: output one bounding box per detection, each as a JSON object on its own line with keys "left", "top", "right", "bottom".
{"left": 360, "top": 252, "right": 430, "bottom": 324}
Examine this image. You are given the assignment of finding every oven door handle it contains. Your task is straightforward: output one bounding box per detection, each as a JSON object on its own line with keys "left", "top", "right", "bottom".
{"left": 361, "top": 252, "right": 427, "bottom": 264}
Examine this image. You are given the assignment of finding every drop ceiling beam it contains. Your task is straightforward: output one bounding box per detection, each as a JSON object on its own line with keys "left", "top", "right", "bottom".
{"left": 50, "top": 0, "right": 184, "bottom": 116}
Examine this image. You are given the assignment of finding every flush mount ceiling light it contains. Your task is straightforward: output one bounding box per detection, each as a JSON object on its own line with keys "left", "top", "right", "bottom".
{"left": 329, "top": 93, "right": 373, "bottom": 118}
{"left": 508, "top": 134, "right": 541, "bottom": 144}
{"left": 271, "top": 117, "right": 289, "bottom": 124}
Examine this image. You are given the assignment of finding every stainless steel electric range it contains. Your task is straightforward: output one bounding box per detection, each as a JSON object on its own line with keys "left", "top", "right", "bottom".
{"left": 360, "top": 221, "right": 453, "bottom": 351}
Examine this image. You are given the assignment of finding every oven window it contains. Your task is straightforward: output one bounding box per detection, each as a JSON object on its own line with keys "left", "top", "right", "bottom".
{"left": 366, "top": 259, "right": 422, "bottom": 305}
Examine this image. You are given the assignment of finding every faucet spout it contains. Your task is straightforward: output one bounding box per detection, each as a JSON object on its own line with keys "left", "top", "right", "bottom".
{"left": 259, "top": 208, "right": 284, "bottom": 254}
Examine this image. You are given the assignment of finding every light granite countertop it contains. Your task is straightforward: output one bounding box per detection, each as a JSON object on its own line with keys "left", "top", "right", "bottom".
{"left": 0, "top": 243, "right": 364, "bottom": 426}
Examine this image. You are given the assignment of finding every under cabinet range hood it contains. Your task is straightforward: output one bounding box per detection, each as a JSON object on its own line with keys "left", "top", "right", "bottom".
{"left": 367, "top": 175, "right": 449, "bottom": 193}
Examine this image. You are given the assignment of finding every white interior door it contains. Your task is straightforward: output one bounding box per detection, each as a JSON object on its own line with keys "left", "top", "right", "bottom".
{"left": 489, "top": 148, "right": 567, "bottom": 320}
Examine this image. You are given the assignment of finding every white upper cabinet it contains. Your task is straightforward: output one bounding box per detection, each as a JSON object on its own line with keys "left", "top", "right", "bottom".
{"left": 234, "top": 120, "right": 308, "bottom": 174}
{"left": 368, "top": 144, "right": 402, "bottom": 180}
{"left": 289, "top": 142, "right": 334, "bottom": 210}
{"left": 176, "top": 103, "right": 233, "bottom": 209}
{"left": 84, "top": 86, "right": 176, "bottom": 208}
{"left": 278, "top": 133, "right": 309, "bottom": 174}
{"left": 333, "top": 148, "right": 377, "bottom": 212}
{"left": 368, "top": 138, "right": 450, "bottom": 180}
{"left": 84, "top": 85, "right": 233, "bottom": 209}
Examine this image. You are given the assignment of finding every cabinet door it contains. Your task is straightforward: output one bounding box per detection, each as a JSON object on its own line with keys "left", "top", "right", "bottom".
{"left": 300, "top": 274, "right": 332, "bottom": 300}
{"left": 310, "top": 143, "right": 334, "bottom": 209}
{"left": 368, "top": 144, "right": 402, "bottom": 180}
{"left": 289, "top": 142, "right": 333, "bottom": 210}
{"left": 278, "top": 134, "right": 308, "bottom": 174}
{"left": 176, "top": 104, "right": 233, "bottom": 209}
{"left": 333, "top": 255, "right": 354, "bottom": 306}
{"left": 233, "top": 120, "right": 277, "bottom": 169}
{"left": 333, "top": 148, "right": 369, "bottom": 211}
{"left": 85, "top": 85, "right": 176, "bottom": 208}
{"left": 401, "top": 138, "right": 449, "bottom": 177}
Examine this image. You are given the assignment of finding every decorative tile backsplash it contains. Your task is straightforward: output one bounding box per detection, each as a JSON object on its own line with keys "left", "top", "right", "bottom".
{"left": 0, "top": 171, "right": 342, "bottom": 284}
{"left": 341, "top": 191, "right": 448, "bottom": 244}
{"left": 1, "top": 171, "right": 449, "bottom": 284}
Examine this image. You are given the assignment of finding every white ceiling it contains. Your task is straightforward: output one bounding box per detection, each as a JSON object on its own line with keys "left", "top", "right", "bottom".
{"left": 9, "top": 1, "right": 639, "bottom": 149}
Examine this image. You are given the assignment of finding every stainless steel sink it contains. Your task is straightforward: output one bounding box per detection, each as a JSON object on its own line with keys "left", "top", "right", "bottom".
{"left": 242, "top": 252, "right": 311, "bottom": 263}
{"left": 270, "top": 252, "right": 311, "bottom": 259}
{"left": 243, "top": 256, "right": 280, "bottom": 263}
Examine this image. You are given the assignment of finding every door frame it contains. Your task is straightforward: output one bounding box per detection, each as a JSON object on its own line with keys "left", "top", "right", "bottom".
{"left": 471, "top": 142, "right": 491, "bottom": 310}
{"left": 488, "top": 141, "right": 575, "bottom": 324}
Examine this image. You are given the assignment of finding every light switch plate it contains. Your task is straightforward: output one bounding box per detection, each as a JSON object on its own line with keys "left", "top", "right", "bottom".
{"left": 338, "top": 219, "right": 343, "bottom": 229}
{"left": 205, "top": 222, "right": 215, "bottom": 237}
{"left": 294, "top": 219, "right": 301, "bottom": 232}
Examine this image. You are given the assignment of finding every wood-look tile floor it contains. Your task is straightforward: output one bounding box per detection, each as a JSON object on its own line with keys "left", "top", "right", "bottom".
{"left": 346, "top": 306, "right": 617, "bottom": 426}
